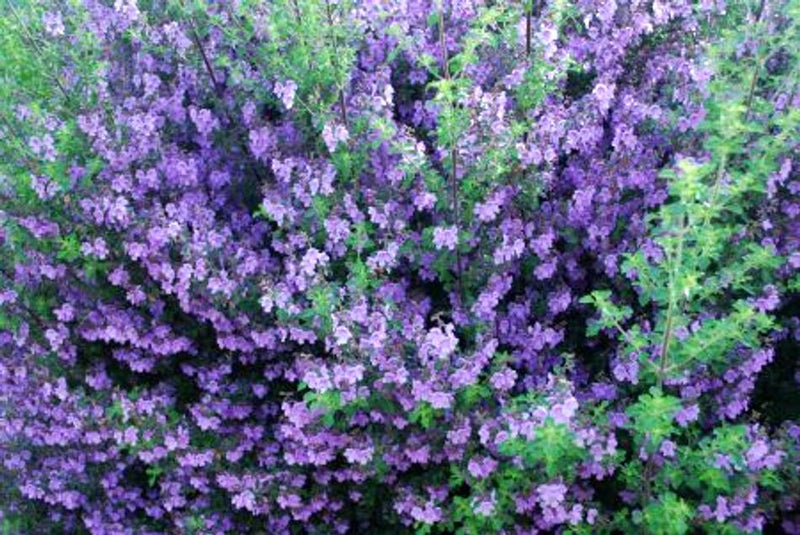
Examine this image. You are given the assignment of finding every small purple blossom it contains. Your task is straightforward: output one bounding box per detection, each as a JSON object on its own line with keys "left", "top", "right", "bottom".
{"left": 275, "top": 80, "right": 298, "bottom": 109}
{"left": 537, "top": 482, "right": 567, "bottom": 510}
{"left": 344, "top": 445, "right": 374, "bottom": 465}
{"left": 660, "top": 440, "right": 676, "bottom": 458}
{"left": 322, "top": 122, "right": 349, "bottom": 153}
{"left": 473, "top": 495, "right": 496, "bottom": 517}
{"left": 467, "top": 456, "right": 498, "bottom": 479}
{"left": 432, "top": 226, "right": 458, "bottom": 251}
{"left": 490, "top": 367, "right": 517, "bottom": 391}
{"left": 43, "top": 11, "right": 65, "bottom": 36}
{"left": 675, "top": 404, "right": 700, "bottom": 427}
{"left": 592, "top": 82, "right": 616, "bottom": 113}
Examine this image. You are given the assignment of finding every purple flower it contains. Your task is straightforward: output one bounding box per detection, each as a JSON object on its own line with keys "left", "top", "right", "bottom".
{"left": 753, "top": 285, "right": 780, "bottom": 313}
{"left": 332, "top": 325, "right": 352, "bottom": 346}
{"left": 473, "top": 495, "right": 496, "bottom": 517}
{"left": 537, "top": 482, "right": 567, "bottom": 509}
{"left": 421, "top": 323, "right": 458, "bottom": 361}
{"left": 344, "top": 445, "right": 374, "bottom": 465}
{"left": 467, "top": 456, "right": 498, "bottom": 479}
{"left": 675, "top": 404, "right": 699, "bottom": 427}
{"left": 745, "top": 440, "right": 778, "bottom": 470}
{"left": 322, "top": 122, "right": 349, "bottom": 153}
{"left": 474, "top": 191, "right": 505, "bottom": 222}
{"left": 303, "top": 367, "right": 333, "bottom": 393}
{"left": 80, "top": 237, "right": 109, "bottom": 260}
{"left": 432, "top": 226, "right": 458, "bottom": 251}
{"left": 550, "top": 396, "right": 579, "bottom": 424}
{"left": 406, "top": 445, "right": 430, "bottom": 464}
{"left": 232, "top": 490, "right": 256, "bottom": 512}
{"left": 409, "top": 502, "right": 442, "bottom": 524}
{"left": 275, "top": 80, "right": 298, "bottom": 109}
{"left": 189, "top": 107, "right": 217, "bottom": 137}
{"left": 43, "top": 11, "right": 65, "bottom": 36}
{"left": 592, "top": 82, "right": 616, "bottom": 113}
{"left": 249, "top": 126, "right": 274, "bottom": 161}
{"left": 612, "top": 358, "right": 639, "bottom": 385}
{"left": 31, "top": 175, "right": 59, "bottom": 199}
{"left": 300, "top": 248, "right": 329, "bottom": 276}
{"left": 332, "top": 363, "right": 364, "bottom": 387}
{"left": 413, "top": 191, "right": 436, "bottom": 211}
{"left": 0, "top": 290, "right": 18, "bottom": 305}
{"left": 548, "top": 288, "right": 572, "bottom": 315}
{"left": 490, "top": 367, "right": 517, "bottom": 391}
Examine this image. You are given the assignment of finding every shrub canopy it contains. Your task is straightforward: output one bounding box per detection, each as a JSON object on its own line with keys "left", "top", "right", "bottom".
{"left": 1, "top": 0, "right": 799, "bottom": 533}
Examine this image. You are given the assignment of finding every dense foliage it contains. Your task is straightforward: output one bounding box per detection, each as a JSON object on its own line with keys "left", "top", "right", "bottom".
{"left": 1, "top": 0, "right": 799, "bottom": 533}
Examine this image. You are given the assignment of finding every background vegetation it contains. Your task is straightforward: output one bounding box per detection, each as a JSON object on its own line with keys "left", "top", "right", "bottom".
{"left": 1, "top": 0, "right": 799, "bottom": 533}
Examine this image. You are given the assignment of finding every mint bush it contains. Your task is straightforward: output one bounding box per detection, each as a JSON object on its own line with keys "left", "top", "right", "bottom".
{"left": 1, "top": 0, "right": 799, "bottom": 533}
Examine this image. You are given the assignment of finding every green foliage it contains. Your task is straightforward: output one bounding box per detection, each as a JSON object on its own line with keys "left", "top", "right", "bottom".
{"left": 580, "top": 290, "right": 634, "bottom": 337}
{"left": 304, "top": 283, "right": 339, "bottom": 334}
{"left": 455, "top": 383, "right": 491, "bottom": 411}
{"left": 574, "top": 4, "right": 800, "bottom": 530}
{"left": 409, "top": 401, "right": 439, "bottom": 430}
{"left": 1, "top": 0, "right": 798, "bottom": 533}
{"left": 1, "top": 513, "right": 32, "bottom": 535}
{"left": 640, "top": 492, "right": 692, "bottom": 535}
{"left": 184, "top": 515, "right": 206, "bottom": 533}
{"left": 626, "top": 388, "right": 680, "bottom": 450}
{"left": 347, "top": 257, "right": 374, "bottom": 293}
{"left": 56, "top": 234, "right": 82, "bottom": 262}
{"left": 146, "top": 464, "right": 164, "bottom": 487}
{"left": 583, "top": 0, "right": 799, "bottom": 390}
{"left": 499, "top": 420, "right": 585, "bottom": 479}
{"left": 252, "top": 0, "right": 357, "bottom": 127}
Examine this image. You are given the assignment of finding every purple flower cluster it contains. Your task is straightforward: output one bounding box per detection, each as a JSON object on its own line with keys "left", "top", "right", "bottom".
{"left": 0, "top": 0, "right": 798, "bottom": 533}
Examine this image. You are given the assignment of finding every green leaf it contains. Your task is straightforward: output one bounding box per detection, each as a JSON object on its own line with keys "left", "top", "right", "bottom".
{"left": 626, "top": 389, "right": 681, "bottom": 448}
{"left": 642, "top": 493, "right": 691, "bottom": 535}
{"left": 409, "top": 401, "right": 437, "bottom": 430}
{"left": 146, "top": 464, "right": 164, "bottom": 487}
{"left": 57, "top": 234, "right": 81, "bottom": 262}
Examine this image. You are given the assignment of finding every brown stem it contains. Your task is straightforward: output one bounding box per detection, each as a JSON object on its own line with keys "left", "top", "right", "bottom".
{"left": 339, "top": 87, "right": 348, "bottom": 126}
{"left": 325, "top": 0, "right": 348, "bottom": 127}
{"left": 744, "top": 64, "right": 760, "bottom": 122}
{"left": 187, "top": 22, "right": 221, "bottom": 95}
{"left": 451, "top": 148, "right": 463, "bottom": 299}
{"left": 657, "top": 299, "right": 674, "bottom": 390}
{"left": 291, "top": 0, "right": 303, "bottom": 24}
{"left": 744, "top": 0, "right": 769, "bottom": 122}
{"left": 183, "top": 9, "right": 271, "bottom": 189}
{"left": 438, "top": 4, "right": 463, "bottom": 298}
{"left": 525, "top": 4, "right": 532, "bottom": 57}
{"left": 521, "top": 2, "right": 534, "bottom": 163}
{"left": 7, "top": 3, "right": 73, "bottom": 106}
{"left": 657, "top": 213, "right": 684, "bottom": 390}
{"left": 438, "top": 7, "right": 450, "bottom": 80}
{"left": 642, "top": 449, "right": 656, "bottom": 507}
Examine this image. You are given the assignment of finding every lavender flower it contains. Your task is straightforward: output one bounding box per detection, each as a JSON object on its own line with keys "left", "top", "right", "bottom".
{"left": 275, "top": 80, "right": 298, "bottom": 109}
{"left": 432, "top": 226, "right": 458, "bottom": 251}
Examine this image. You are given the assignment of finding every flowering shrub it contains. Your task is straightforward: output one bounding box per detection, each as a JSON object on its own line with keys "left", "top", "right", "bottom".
{"left": 1, "top": 0, "right": 799, "bottom": 533}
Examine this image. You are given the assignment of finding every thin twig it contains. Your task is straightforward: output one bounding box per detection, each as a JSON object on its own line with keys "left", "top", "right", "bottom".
{"left": 6, "top": 1, "right": 73, "bottom": 106}
{"left": 657, "top": 212, "right": 685, "bottom": 389}
{"left": 438, "top": 3, "right": 463, "bottom": 299}
{"left": 186, "top": 19, "right": 221, "bottom": 95}
{"left": 525, "top": 2, "right": 532, "bottom": 57}
{"left": 745, "top": 0, "right": 769, "bottom": 121}
{"left": 325, "top": 0, "right": 348, "bottom": 127}
{"left": 182, "top": 6, "right": 271, "bottom": 189}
